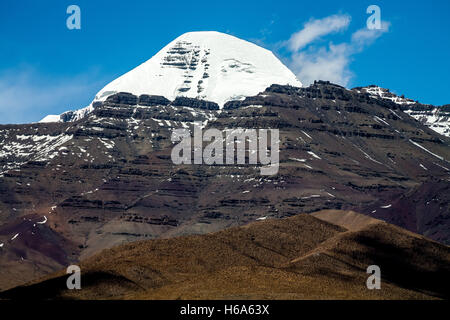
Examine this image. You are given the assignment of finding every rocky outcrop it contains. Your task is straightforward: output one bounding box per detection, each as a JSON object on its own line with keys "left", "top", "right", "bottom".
{"left": 105, "top": 92, "right": 138, "bottom": 105}
{"left": 171, "top": 96, "right": 219, "bottom": 110}
{"left": 353, "top": 85, "right": 450, "bottom": 137}
{"left": 138, "top": 94, "right": 171, "bottom": 106}
{"left": 223, "top": 100, "right": 243, "bottom": 110}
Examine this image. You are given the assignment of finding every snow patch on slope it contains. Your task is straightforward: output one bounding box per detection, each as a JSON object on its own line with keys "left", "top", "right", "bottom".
{"left": 0, "top": 132, "right": 73, "bottom": 175}
{"left": 404, "top": 108, "right": 450, "bottom": 137}
{"left": 39, "top": 104, "right": 94, "bottom": 123}
{"left": 354, "top": 85, "right": 450, "bottom": 137}
{"left": 356, "top": 85, "right": 415, "bottom": 105}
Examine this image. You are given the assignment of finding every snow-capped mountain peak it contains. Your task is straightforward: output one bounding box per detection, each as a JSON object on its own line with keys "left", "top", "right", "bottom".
{"left": 94, "top": 31, "right": 301, "bottom": 106}
{"left": 40, "top": 31, "right": 301, "bottom": 123}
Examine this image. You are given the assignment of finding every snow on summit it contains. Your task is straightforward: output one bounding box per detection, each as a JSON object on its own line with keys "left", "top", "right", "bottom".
{"left": 94, "top": 31, "right": 301, "bottom": 107}
{"left": 40, "top": 31, "right": 301, "bottom": 122}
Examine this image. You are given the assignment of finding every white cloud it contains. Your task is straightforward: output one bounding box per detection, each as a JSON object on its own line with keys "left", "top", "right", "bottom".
{"left": 288, "top": 14, "right": 351, "bottom": 52}
{"left": 291, "top": 44, "right": 353, "bottom": 87}
{"left": 0, "top": 67, "right": 108, "bottom": 124}
{"left": 351, "top": 21, "right": 390, "bottom": 47}
{"left": 286, "top": 15, "right": 390, "bottom": 87}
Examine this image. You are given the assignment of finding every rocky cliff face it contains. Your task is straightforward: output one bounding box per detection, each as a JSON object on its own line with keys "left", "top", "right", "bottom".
{"left": 354, "top": 85, "right": 450, "bottom": 137}
{"left": 401, "top": 104, "right": 450, "bottom": 137}
{"left": 1, "top": 81, "right": 449, "bottom": 290}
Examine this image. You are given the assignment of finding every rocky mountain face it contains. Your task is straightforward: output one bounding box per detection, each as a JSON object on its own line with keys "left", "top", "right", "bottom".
{"left": 354, "top": 85, "right": 450, "bottom": 137}
{"left": 402, "top": 104, "right": 450, "bottom": 138}
{"left": 0, "top": 81, "right": 449, "bottom": 290}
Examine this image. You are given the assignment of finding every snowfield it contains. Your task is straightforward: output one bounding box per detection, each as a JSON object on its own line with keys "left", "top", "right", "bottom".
{"left": 40, "top": 31, "right": 301, "bottom": 123}
{"left": 93, "top": 31, "right": 301, "bottom": 108}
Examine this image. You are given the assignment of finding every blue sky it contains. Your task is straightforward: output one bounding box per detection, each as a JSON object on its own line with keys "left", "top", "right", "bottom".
{"left": 0, "top": 0, "right": 449, "bottom": 124}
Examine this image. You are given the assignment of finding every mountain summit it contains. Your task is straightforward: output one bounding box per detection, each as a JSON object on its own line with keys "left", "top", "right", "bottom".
{"left": 95, "top": 31, "right": 301, "bottom": 106}
{"left": 41, "top": 31, "right": 301, "bottom": 122}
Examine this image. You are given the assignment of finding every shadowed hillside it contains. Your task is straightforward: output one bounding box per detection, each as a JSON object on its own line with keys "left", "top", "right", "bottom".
{"left": 1, "top": 210, "right": 449, "bottom": 300}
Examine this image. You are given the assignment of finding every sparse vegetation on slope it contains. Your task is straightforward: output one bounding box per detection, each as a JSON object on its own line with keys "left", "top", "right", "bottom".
{"left": 2, "top": 210, "right": 448, "bottom": 300}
